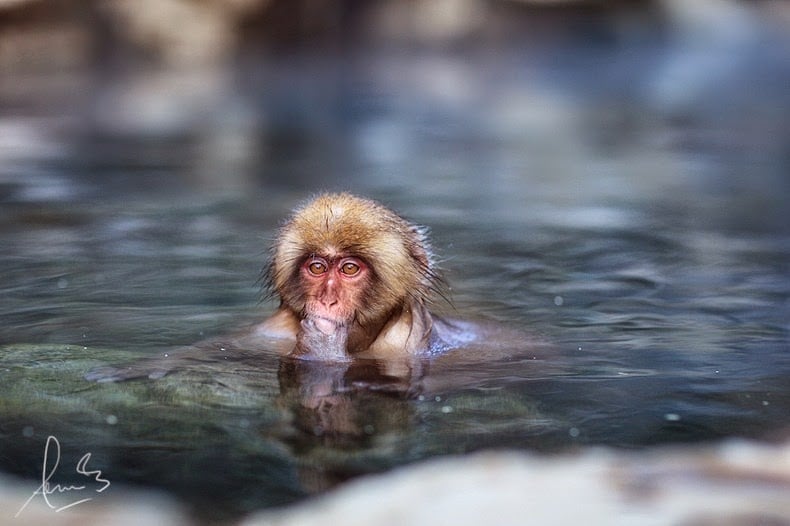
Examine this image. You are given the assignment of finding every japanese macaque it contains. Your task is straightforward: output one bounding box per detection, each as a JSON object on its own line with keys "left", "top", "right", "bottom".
{"left": 85, "top": 193, "right": 487, "bottom": 384}
{"left": 255, "top": 192, "right": 458, "bottom": 362}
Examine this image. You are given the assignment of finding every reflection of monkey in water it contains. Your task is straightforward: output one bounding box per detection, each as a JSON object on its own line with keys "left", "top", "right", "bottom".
{"left": 254, "top": 192, "right": 475, "bottom": 362}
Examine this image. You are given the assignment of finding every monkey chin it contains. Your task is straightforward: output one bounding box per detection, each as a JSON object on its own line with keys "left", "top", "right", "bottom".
{"left": 295, "top": 316, "right": 352, "bottom": 362}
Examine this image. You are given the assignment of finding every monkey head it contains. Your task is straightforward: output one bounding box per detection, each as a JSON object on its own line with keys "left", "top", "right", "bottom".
{"left": 266, "top": 193, "right": 440, "bottom": 357}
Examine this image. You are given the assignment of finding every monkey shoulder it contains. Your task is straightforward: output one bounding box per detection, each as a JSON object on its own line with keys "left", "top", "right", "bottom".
{"left": 252, "top": 308, "right": 299, "bottom": 341}
{"left": 427, "top": 315, "right": 480, "bottom": 356}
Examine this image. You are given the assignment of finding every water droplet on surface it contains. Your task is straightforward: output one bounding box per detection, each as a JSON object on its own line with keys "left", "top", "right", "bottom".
{"left": 553, "top": 295, "right": 563, "bottom": 306}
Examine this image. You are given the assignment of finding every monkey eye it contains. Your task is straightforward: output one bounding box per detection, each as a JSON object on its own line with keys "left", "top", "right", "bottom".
{"left": 339, "top": 262, "right": 360, "bottom": 276}
{"left": 307, "top": 260, "right": 327, "bottom": 275}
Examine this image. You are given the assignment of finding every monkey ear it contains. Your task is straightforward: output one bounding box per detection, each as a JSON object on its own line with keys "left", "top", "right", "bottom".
{"left": 409, "top": 225, "right": 433, "bottom": 268}
{"left": 256, "top": 263, "right": 275, "bottom": 303}
{"left": 258, "top": 255, "right": 297, "bottom": 307}
{"left": 405, "top": 224, "right": 449, "bottom": 305}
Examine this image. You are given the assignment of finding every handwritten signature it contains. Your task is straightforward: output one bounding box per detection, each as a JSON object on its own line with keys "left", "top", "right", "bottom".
{"left": 15, "top": 435, "right": 111, "bottom": 517}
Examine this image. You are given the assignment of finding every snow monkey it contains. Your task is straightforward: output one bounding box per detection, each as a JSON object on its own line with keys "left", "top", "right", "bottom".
{"left": 86, "top": 193, "right": 486, "bottom": 383}
{"left": 257, "top": 192, "right": 471, "bottom": 362}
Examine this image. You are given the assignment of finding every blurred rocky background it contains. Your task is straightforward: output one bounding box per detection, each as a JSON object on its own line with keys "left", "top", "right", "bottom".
{"left": 2, "top": 0, "right": 788, "bottom": 69}
{"left": 2, "top": 0, "right": 789, "bottom": 198}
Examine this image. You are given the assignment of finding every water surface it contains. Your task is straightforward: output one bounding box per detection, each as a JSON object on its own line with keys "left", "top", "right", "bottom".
{"left": 1, "top": 43, "right": 789, "bottom": 522}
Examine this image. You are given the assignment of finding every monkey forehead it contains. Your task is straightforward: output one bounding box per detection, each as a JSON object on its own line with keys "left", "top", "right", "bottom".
{"left": 298, "top": 193, "right": 403, "bottom": 231}
{"left": 271, "top": 193, "right": 437, "bottom": 305}
{"left": 278, "top": 198, "right": 410, "bottom": 261}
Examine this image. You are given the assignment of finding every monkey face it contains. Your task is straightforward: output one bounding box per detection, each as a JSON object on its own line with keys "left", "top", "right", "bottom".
{"left": 299, "top": 255, "right": 370, "bottom": 327}
{"left": 267, "top": 193, "right": 442, "bottom": 358}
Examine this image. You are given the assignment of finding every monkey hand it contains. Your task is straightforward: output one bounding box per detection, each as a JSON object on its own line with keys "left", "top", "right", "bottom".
{"left": 295, "top": 317, "right": 351, "bottom": 362}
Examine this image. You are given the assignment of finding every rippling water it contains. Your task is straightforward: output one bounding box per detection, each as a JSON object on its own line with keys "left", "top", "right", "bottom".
{"left": 1, "top": 43, "right": 789, "bottom": 520}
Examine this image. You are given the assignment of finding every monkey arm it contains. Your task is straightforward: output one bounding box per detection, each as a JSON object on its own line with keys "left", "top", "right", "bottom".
{"left": 356, "top": 300, "right": 434, "bottom": 359}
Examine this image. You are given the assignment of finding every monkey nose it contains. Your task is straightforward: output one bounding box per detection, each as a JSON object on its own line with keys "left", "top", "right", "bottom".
{"left": 320, "top": 298, "right": 338, "bottom": 308}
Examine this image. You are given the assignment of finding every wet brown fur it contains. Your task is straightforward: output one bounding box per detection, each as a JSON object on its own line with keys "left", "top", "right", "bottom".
{"left": 262, "top": 193, "right": 443, "bottom": 357}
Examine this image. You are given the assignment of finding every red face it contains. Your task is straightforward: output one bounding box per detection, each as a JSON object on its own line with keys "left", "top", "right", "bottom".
{"left": 300, "top": 255, "right": 369, "bottom": 325}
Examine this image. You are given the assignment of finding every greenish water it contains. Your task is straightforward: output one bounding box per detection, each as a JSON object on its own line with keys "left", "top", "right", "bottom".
{"left": 1, "top": 44, "right": 789, "bottom": 522}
